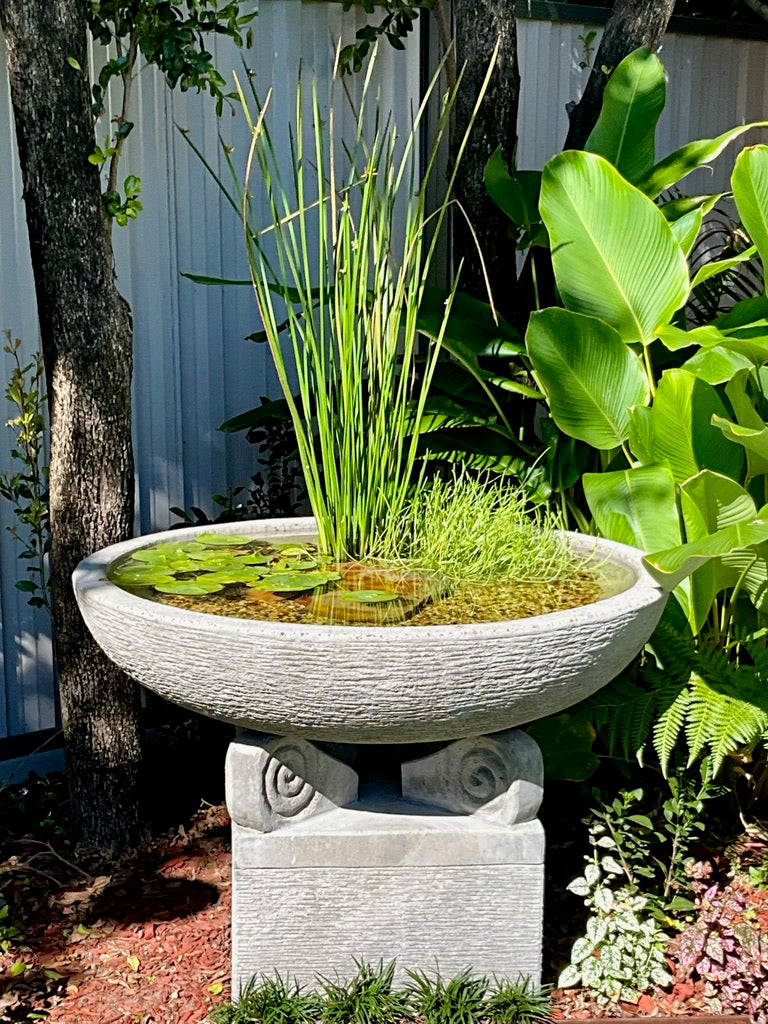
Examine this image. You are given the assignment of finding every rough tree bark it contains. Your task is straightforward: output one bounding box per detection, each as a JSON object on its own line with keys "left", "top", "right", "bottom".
{"left": 0, "top": 0, "right": 143, "bottom": 849}
{"left": 453, "top": 0, "right": 520, "bottom": 309}
{"left": 565, "top": 0, "right": 676, "bottom": 150}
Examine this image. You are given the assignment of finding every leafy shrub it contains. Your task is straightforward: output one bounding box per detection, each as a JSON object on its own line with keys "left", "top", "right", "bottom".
{"left": 676, "top": 867, "right": 768, "bottom": 1023}
{"left": 557, "top": 777, "right": 723, "bottom": 1004}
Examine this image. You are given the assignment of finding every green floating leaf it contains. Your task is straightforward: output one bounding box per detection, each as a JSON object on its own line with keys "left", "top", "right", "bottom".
{"left": 199, "top": 569, "right": 266, "bottom": 586}
{"left": 155, "top": 580, "right": 224, "bottom": 595}
{"left": 272, "top": 544, "right": 314, "bottom": 557}
{"left": 337, "top": 589, "right": 401, "bottom": 603}
{"left": 197, "top": 532, "right": 252, "bottom": 546}
{"left": 110, "top": 568, "right": 178, "bottom": 588}
{"left": 230, "top": 552, "right": 275, "bottom": 565}
{"left": 131, "top": 541, "right": 205, "bottom": 563}
{"left": 248, "top": 570, "right": 341, "bottom": 592}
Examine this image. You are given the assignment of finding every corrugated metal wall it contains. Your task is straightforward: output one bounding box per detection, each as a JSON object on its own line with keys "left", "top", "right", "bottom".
{"left": 0, "top": 0, "right": 421, "bottom": 741}
{"left": 516, "top": 15, "right": 768, "bottom": 191}
{"left": 0, "top": 4, "right": 767, "bottom": 742}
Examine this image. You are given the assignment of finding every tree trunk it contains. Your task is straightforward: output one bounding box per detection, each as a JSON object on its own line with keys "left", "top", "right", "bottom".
{"left": 0, "top": 0, "right": 144, "bottom": 850}
{"left": 565, "top": 0, "right": 676, "bottom": 150}
{"left": 453, "top": 0, "right": 520, "bottom": 309}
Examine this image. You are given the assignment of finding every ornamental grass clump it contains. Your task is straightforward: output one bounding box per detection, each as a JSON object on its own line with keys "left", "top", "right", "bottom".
{"left": 231, "top": 49, "right": 495, "bottom": 563}
{"left": 372, "top": 472, "right": 579, "bottom": 587}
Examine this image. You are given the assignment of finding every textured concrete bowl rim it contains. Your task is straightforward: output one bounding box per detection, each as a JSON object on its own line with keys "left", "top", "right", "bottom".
{"left": 73, "top": 516, "right": 665, "bottom": 639}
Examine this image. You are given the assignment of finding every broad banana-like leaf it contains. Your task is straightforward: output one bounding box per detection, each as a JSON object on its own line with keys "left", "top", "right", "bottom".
{"left": 715, "top": 294, "right": 768, "bottom": 330}
{"left": 583, "top": 462, "right": 680, "bottom": 552}
{"left": 637, "top": 121, "right": 768, "bottom": 199}
{"left": 711, "top": 413, "right": 768, "bottom": 482}
{"left": 526, "top": 308, "right": 649, "bottom": 449}
{"left": 724, "top": 371, "right": 768, "bottom": 482}
{"left": 669, "top": 208, "right": 703, "bottom": 257}
{"left": 661, "top": 194, "right": 723, "bottom": 221}
{"left": 681, "top": 346, "right": 753, "bottom": 385}
{"left": 484, "top": 150, "right": 542, "bottom": 233}
{"left": 720, "top": 543, "right": 768, "bottom": 611}
{"left": 628, "top": 368, "right": 741, "bottom": 484}
{"left": 681, "top": 470, "right": 756, "bottom": 535}
{"left": 644, "top": 514, "right": 768, "bottom": 590}
{"left": 690, "top": 245, "right": 758, "bottom": 290}
{"left": 540, "top": 152, "right": 690, "bottom": 344}
{"left": 657, "top": 324, "right": 726, "bottom": 351}
{"left": 585, "top": 47, "right": 665, "bottom": 185}
{"left": 417, "top": 286, "right": 523, "bottom": 354}
{"left": 676, "top": 471, "right": 752, "bottom": 632}
{"left": 732, "top": 146, "right": 768, "bottom": 284}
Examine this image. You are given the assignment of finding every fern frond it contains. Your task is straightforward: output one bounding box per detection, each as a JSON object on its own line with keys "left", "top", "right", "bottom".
{"left": 647, "top": 620, "right": 696, "bottom": 682}
{"left": 582, "top": 673, "right": 654, "bottom": 761}
{"left": 685, "top": 670, "right": 768, "bottom": 774}
{"left": 652, "top": 678, "right": 692, "bottom": 776}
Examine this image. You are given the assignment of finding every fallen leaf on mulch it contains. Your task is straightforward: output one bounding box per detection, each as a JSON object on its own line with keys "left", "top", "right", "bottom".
{"left": 1, "top": 802, "right": 232, "bottom": 1023}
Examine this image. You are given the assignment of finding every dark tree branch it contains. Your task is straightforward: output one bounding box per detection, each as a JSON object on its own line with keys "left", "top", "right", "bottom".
{"left": 453, "top": 0, "right": 520, "bottom": 309}
{"left": 565, "top": 0, "right": 676, "bottom": 150}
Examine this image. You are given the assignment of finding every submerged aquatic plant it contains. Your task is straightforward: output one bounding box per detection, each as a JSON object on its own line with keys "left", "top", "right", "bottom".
{"left": 229, "top": 48, "right": 496, "bottom": 563}
{"left": 372, "top": 473, "right": 579, "bottom": 586}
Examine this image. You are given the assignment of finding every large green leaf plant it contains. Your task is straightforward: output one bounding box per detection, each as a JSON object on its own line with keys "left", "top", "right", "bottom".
{"left": 524, "top": 51, "right": 768, "bottom": 777}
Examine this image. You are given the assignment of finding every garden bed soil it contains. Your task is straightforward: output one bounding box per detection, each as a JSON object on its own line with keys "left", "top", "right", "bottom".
{"left": 0, "top": 779, "right": 765, "bottom": 1023}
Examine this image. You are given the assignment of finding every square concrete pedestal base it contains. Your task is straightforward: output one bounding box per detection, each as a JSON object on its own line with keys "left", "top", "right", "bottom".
{"left": 227, "top": 731, "right": 545, "bottom": 991}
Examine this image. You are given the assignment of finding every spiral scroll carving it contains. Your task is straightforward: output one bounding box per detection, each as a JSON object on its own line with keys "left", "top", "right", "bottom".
{"left": 261, "top": 741, "right": 316, "bottom": 818}
{"left": 455, "top": 744, "right": 510, "bottom": 808}
{"left": 401, "top": 729, "right": 543, "bottom": 821}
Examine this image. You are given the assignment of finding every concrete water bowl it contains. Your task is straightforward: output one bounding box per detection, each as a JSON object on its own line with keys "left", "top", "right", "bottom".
{"left": 72, "top": 516, "right": 666, "bottom": 745}
{"left": 74, "top": 517, "right": 667, "bottom": 988}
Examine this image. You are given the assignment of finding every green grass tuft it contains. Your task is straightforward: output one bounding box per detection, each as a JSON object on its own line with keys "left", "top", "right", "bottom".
{"left": 208, "top": 966, "right": 552, "bottom": 1024}
{"left": 371, "top": 472, "right": 581, "bottom": 587}
{"left": 405, "top": 967, "right": 487, "bottom": 1024}
{"left": 207, "top": 973, "right": 321, "bottom": 1024}
{"left": 484, "top": 977, "right": 552, "bottom": 1024}
{"left": 320, "top": 959, "right": 410, "bottom": 1024}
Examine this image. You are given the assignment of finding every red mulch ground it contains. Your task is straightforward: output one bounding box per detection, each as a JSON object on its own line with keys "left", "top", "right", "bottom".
{"left": 0, "top": 802, "right": 232, "bottom": 1023}
{"left": 0, "top": 784, "right": 764, "bottom": 1024}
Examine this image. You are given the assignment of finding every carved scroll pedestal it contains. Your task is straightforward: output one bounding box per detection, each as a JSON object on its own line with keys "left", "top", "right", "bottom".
{"left": 226, "top": 730, "right": 545, "bottom": 991}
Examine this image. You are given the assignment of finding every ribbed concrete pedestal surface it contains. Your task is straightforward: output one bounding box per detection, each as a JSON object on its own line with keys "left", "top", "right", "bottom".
{"left": 226, "top": 730, "right": 545, "bottom": 992}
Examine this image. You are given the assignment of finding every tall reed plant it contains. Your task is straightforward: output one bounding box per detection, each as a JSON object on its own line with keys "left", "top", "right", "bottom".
{"left": 228, "top": 51, "right": 494, "bottom": 561}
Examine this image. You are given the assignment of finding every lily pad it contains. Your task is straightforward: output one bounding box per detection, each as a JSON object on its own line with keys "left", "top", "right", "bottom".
{"left": 185, "top": 548, "right": 246, "bottom": 563}
{"left": 271, "top": 543, "right": 315, "bottom": 558}
{"left": 200, "top": 569, "right": 266, "bottom": 586}
{"left": 229, "top": 552, "right": 275, "bottom": 566}
{"left": 197, "top": 532, "right": 253, "bottom": 547}
{"left": 154, "top": 580, "right": 224, "bottom": 595}
{"left": 131, "top": 540, "right": 205, "bottom": 565}
{"left": 110, "top": 568, "right": 178, "bottom": 588}
{"left": 272, "top": 557, "right": 319, "bottom": 571}
{"left": 247, "top": 570, "right": 341, "bottom": 592}
{"left": 337, "top": 589, "right": 401, "bottom": 603}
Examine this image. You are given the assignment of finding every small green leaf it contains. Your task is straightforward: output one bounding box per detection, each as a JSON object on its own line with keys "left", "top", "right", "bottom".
{"left": 154, "top": 580, "right": 224, "bottom": 595}
{"left": 338, "top": 589, "right": 401, "bottom": 603}
{"left": 248, "top": 570, "right": 341, "bottom": 592}
{"left": 66, "top": 56, "right": 82, "bottom": 71}
{"left": 197, "top": 532, "right": 252, "bottom": 546}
